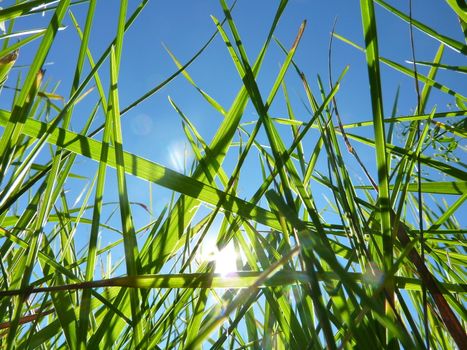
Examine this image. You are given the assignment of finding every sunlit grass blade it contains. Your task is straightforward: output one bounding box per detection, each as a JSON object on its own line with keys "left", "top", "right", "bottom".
{"left": 0, "top": 111, "right": 282, "bottom": 229}
{"left": 109, "top": 40, "right": 145, "bottom": 348}
{"left": 445, "top": 0, "right": 467, "bottom": 23}
{"left": 0, "top": 0, "right": 70, "bottom": 183}
{"left": 0, "top": 0, "right": 65, "bottom": 22}
{"left": 185, "top": 247, "right": 301, "bottom": 349}
{"left": 359, "top": 0, "right": 396, "bottom": 345}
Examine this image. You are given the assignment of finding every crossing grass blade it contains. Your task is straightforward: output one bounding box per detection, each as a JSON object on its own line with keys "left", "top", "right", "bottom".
{"left": 0, "top": 0, "right": 70, "bottom": 181}
{"left": 0, "top": 0, "right": 68, "bottom": 22}
{"left": 0, "top": 110, "right": 282, "bottom": 229}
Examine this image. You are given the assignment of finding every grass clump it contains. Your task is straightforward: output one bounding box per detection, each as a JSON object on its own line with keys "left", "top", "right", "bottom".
{"left": 0, "top": 1, "right": 465, "bottom": 349}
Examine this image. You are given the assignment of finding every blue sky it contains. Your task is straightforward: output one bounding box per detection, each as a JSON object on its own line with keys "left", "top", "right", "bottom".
{"left": 2, "top": 0, "right": 463, "bottom": 163}
{"left": 1, "top": 0, "right": 465, "bottom": 267}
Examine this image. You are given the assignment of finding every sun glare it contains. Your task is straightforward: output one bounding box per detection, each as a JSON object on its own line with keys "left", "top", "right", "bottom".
{"left": 214, "top": 244, "right": 237, "bottom": 276}
{"left": 199, "top": 240, "right": 238, "bottom": 276}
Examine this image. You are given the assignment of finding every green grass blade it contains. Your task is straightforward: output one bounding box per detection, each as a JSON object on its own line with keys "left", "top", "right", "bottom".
{"left": 359, "top": 0, "right": 395, "bottom": 344}
{"left": 109, "top": 43, "right": 145, "bottom": 348}
{"left": 0, "top": 0, "right": 70, "bottom": 182}
{"left": 358, "top": 181, "right": 467, "bottom": 195}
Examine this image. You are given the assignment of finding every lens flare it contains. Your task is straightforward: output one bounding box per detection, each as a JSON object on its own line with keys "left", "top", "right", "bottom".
{"left": 168, "top": 141, "right": 193, "bottom": 173}
{"left": 130, "top": 113, "right": 153, "bottom": 136}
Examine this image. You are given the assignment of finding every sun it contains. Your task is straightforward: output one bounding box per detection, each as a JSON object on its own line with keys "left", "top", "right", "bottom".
{"left": 213, "top": 244, "right": 237, "bottom": 276}
{"left": 198, "top": 240, "right": 238, "bottom": 276}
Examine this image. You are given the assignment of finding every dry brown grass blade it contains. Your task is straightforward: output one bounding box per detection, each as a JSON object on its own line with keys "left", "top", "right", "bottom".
{"left": 393, "top": 211, "right": 467, "bottom": 348}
